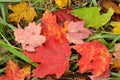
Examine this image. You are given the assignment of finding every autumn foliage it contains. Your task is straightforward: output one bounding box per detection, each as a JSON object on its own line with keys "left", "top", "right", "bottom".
{"left": 0, "top": 60, "right": 31, "bottom": 80}
{"left": 11, "top": 9, "right": 111, "bottom": 79}
{"left": 0, "top": 1, "right": 113, "bottom": 79}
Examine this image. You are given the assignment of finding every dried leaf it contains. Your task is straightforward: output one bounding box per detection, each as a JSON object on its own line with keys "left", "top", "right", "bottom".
{"left": 0, "top": 60, "right": 31, "bottom": 80}
{"left": 66, "top": 21, "right": 91, "bottom": 44}
{"left": 111, "top": 44, "right": 120, "bottom": 63}
{"left": 55, "top": 0, "right": 71, "bottom": 8}
{"left": 14, "top": 22, "right": 46, "bottom": 52}
{"left": 8, "top": 2, "right": 37, "bottom": 23}
{"left": 112, "top": 60, "right": 120, "bottom": 69}
{"left": 100, "top": 0, "right": 120, "bottom": 14}
{"left": 72, "top": 40, "right": 111, "bottom": 77}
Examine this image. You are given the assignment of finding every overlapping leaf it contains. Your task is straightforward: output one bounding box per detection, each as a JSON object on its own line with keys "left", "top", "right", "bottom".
{"left": 66, "top": 21, "right": 91, "bottom": 44}
{"left": 23, "top": 10, "right": 71, "bottom": 78}
{"left": 53, "top": 8, "right": 81, "bottom": 25}
{"left": 0, "top": 60, "right": 31, "bottom": 80}
{"left": 71, "top": 7, "right": 114, "bottom": 29}
{"left": 41, "top": 10, "right": 66, "bottom": 40}
{"left": 24, "top": 37, "right": 71, "bottom": 78}
{"left": 8, "top": 2, "right": 37, "bottom": 23}
{"left": 14, "top": 22, "right": 46, "bottom": 52}
{"left": 72, "top": 40, "right": 111, "bottom": 77}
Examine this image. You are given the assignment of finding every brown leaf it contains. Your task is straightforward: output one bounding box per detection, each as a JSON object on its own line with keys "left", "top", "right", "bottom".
{"left": 100, "top": 0, "right": 120, "bottom": 14}
{"left": 112, "top": 60, "right": 120, "bottom": 69}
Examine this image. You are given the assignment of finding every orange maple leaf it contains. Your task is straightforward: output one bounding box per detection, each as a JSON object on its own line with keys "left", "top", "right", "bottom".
{"left": 0, "top": 60, "right": 31, "bottom": 80}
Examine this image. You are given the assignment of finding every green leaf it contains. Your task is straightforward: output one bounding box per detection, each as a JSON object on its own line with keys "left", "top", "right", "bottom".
{"left": 71, "top": 7, "right": 114, "bottom": 29}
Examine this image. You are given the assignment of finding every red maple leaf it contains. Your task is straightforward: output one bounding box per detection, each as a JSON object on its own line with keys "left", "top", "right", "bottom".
{"left": 0, "top": 60, "right": 31, "bottom": 80}
{"left": 24, "top": 36, "right": 71, "bottom": 78}
{"left": 53, "top": 8, "right": 81, "bottom": 25}
{"left": 41, "top": 10, "right": 66, "bottom": 41}
{"left": 72, "top": 40, "right": 111, "bottom": 77}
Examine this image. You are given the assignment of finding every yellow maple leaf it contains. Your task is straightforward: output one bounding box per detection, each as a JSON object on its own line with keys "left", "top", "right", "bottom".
{"left": 55, "top": 0, "right": 71, "bottom": 8}
{"left": 110, "top": 22, "right": 120, "bottom": 34}
{"left": 8, "top": 2, "right": 37, "bottom": 23}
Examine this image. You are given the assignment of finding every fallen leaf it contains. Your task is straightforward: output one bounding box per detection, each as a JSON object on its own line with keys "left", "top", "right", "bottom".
{"left": 41, "top": 10, "right": 66, "bottom": 41}
{"left": 89, "top": 69, "right": 110, "bottom": 80}
{"left": 100, "top": 0, "right": 120, "bottom": 14}
{"left": 53, "top": 8, "right": 81, "bottom": 25}
{"left": 111, "top": 44, "right": 120, "bottom": 69}
{"left": 110, "top": 22, "right": 120, "bottom": 34}
{"left": 112, "top": 60, "right": 120, "bottom": 69}
{"left": 24, "top": 36, "right": 71, "bottom": 78}
{"left": 14, "top": 22, "right": 46, "bottom": 52}
{"left": 8, "top": 2, "right": 37, "bottom": 23}
{"left": 0, "top": 60, "right": 31, "bottom": 80}
{"left": 71, "top": 7, "right": 114, "bottom": 29}
{"left": 66, "top": 21, "right": 91, "bottom": 44}
{"left": 55, "top": 0, "right": 71, "bottom": 8}
{"left": 72, "top": 40, "right": 111, "bottom": 77}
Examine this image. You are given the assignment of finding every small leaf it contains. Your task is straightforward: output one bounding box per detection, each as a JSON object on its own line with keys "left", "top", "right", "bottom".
{"left": 112, "top": 60, "right": 120, "bottom": 69}
{"left": 0, "top": 60, "right": 31, "bottom": 80}
{"left": 14, "top": 22, "right": 46, "bottom": 52}
{"left": 66, "top": 21, "right": 91, "bottom": 44}
{"left": 71, "top": 7, "right": 114, "bottom": 29}
{"left": 110, "top": 22, "right": 120, "bottom": 34}
{"left": 55, "top": 0, "right": 71, "bottom": 8}
{"left": 8, "top": 2, "right": 37, "bottom": 23}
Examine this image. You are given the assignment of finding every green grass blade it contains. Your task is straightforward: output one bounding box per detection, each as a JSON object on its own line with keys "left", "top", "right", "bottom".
{"left": 0, "top": 40, "right": 38, "bottom": 67}
{"left": 0, "top": 17, "right": 16, "bottom": 29}
{"left": 0, "top": 3, "right": 8, "bottom": 21}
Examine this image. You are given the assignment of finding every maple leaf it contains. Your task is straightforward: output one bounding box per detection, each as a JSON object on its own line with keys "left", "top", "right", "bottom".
{"left": 14, "top": 22, "right": 46, "bottom": 52}
{"left": 66, "top": 21, "right": 91, "bottom": 44}
{"left": 55, "top": 0, "right": 71, "bottom": 8}
{"left": 53, "top": 8, "right": 81, "bottom": 25}
{"left": 89, "top": 69, "right": 110, "bottom": 80}
{"left": 8, "top": 2, "right": 37, "bottom": 23}
{"left": 0, "top": 60, "right": 31, "bottom": 80}
{"left": 24, "top": 36, "right": 71, "bottom": 78}
{"left": 41, "top": 10, "right": 66, "bottom": 40}
{"left": 71, "top": 7, "right": 114, "bottom": 29}
{"left": 72, "top": 40, "right": 111, "bottom": 77}
{"left": 110, "top": 22, "right": 120, "bottom": 34}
